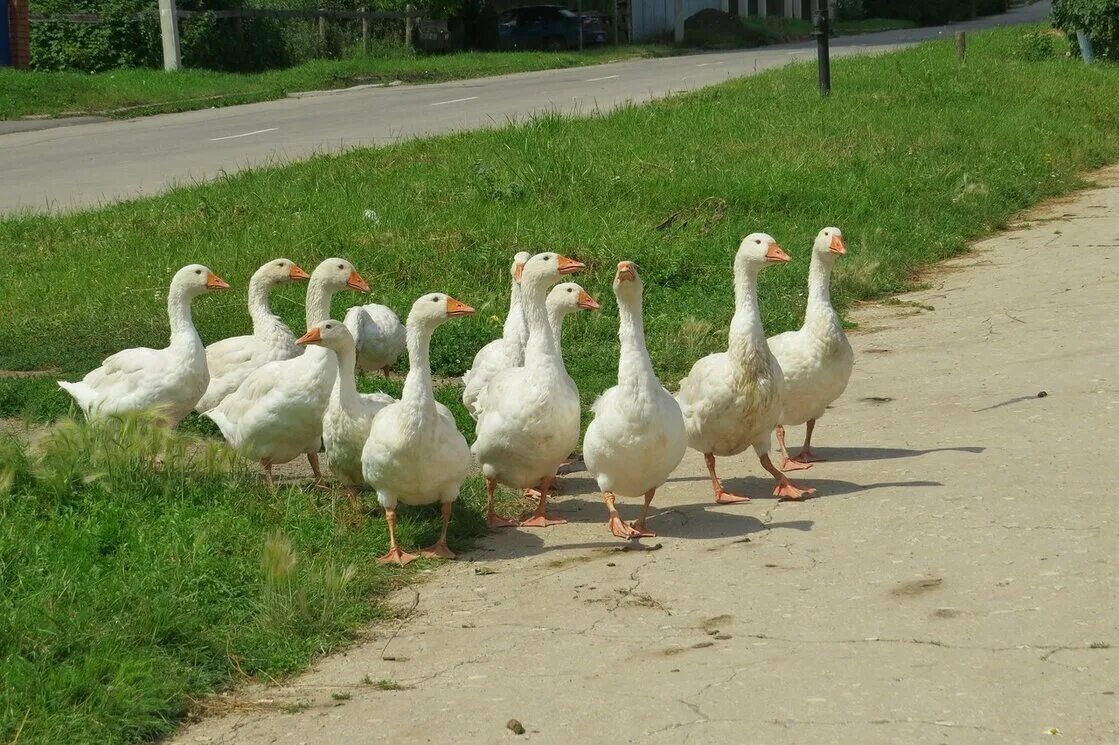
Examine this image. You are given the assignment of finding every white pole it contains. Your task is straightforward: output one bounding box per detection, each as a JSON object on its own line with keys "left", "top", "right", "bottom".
{"left": 158, "top": 0, "right": 181, "bottom": 71}
{"left": 758, "top": 0, "right": 767, "bottom": 18}
{"left": 674, "top": 0, "right": 685, "bottom": 43}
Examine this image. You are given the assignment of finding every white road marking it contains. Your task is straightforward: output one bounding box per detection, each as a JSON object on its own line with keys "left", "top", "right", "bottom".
{"left": 208, "top": 127, "right": 278, "bottom": 142}
{"left": 430, "top": 96, "right": 478, "bottom": 106}
{"left": 696, "top": 62, "right": 711, "bottom": 67}
{"left": 585, "top": 74, "right": 619, "bottom": 82}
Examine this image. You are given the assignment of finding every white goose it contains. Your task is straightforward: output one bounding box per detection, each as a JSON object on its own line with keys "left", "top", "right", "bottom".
{"left": 322, "top": 324, "right": 395, "bottom": 508}
{"left": 584, "top": 262, "right": 686, "bottom": 539}
{"left": 769, "top": 227, "right": 853, "bottom": 470}
{"left": 205, "top": 320, "right": 351, "bottom": 487}
{"left": 461, "top": 251, "right": 532, "bottom": 419}
{"left": 58, "top": 264, "right": 229, "bottom": 427}
{"left": 472, "top": 252, "right": 588, "bottom": 528}
{"left": 676, "top": 233, "right": 815, "bottom": 503}
{"left": 195, "top": 258, "right": 310, "bottom": 412}
{"left": 344, "top": 301, "right": 406, "bottom": 376}
{"left": 361, "top": 293, "right": 475, "bottom": 565}
{"left": 306, "top": 258, "right": 370, "bottom": 329}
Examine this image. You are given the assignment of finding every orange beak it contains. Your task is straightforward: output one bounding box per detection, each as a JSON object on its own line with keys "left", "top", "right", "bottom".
{"left": 346, "top": 270, "right": 370, "bottom": 293}
{"left": 765, "top": 243, "right": 791, "bottom": 263}
{"left": 829, "top": 235, "right": 846, "bottom": 255}
{"left": 557, "top": 255, "right": 585, "bottom": 275}
{"left": 289, "top": 264, "right": 310, "bottom": 281}
{"left": 615, "top": 261, "right": 637, "bottom": 282}
{"left": 206, "top": 272, "right": 230, "bottom": 290}
{"left": 577, "top": 290, "right": 600, "bottom": 310}
{"left": 446, "top": 296, "right": 475, "bottom": 318}
{"left": 514, "top": 262, "right": 527, "bottom": 284}
{"left": 296, "top": 327, "right": 322, "bottom": 346}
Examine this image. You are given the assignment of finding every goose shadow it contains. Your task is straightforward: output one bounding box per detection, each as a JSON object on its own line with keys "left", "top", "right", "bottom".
{"left": 798, "top": 445, "right": 985, "bottom": 462}
{"left": 711, "top": 476, "right": 943, "bottom": 500}
{"left": 473, "top": 476, "right": 815, "bottom": 561}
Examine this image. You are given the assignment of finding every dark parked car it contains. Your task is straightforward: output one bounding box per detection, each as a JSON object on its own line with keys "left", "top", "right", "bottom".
{"left": 497, "top": 5, "right": 608, "bottom": 51}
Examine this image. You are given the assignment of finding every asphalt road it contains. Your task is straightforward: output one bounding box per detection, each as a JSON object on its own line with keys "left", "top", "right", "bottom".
{"left": 0, "top": 2, "right": 1049, "bottom": 216}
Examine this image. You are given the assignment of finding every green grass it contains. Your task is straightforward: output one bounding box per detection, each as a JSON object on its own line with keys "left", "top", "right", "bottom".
{"left": 1, "top": 25, "right": 1118, "bottom": 744}
{"left": 0, "top": 45, "right": 673, "bottom": 121}
{"left": 0, "top": 415, "right": 494, "bottom": 744}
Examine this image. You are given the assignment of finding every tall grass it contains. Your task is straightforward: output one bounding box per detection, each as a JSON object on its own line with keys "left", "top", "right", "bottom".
{"left": 0, "top": 415, "right": 490, "bottom": 744}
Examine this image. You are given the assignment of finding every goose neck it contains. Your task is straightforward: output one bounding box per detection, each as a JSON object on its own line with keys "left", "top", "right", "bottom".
{"left": 305, "top": 279, "right": 334, "bottom": 330}
{"left": 727, "top": 266, "right": 766, "bottom": 363}
{"left": 331, "top": 343, "right": 362, "bottom": 410}
{"left": 523, "top": 280, "right": 560, "bottom": 368}
{"left": 400, "top": 320, "right": 436, "bottom": 417}
{"left": 503, "top": 281, "right": 528, "bottom": 359}
{"left": 616, "top": 292, "right": 657, "bottom": 391}
{"left": 805, "top": 252, "right": 837, "bottom": 323}
{"left": 167, "top": 286, "right": 200, "bottom": 347}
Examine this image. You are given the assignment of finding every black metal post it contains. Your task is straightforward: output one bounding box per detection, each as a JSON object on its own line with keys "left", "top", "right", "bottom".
{"left": 813, "top": 10, "right": 831, "bottom": 96}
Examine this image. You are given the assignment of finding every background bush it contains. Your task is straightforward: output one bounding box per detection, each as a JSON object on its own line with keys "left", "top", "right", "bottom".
{"left": 1052, "top": 0, "right": 1119, "bottom": 59}
{"left": 862, "top": 0, "right": 1007, "bottom": 25}
{"left": 834, "top": 0, "right": 865, "bottom": 21}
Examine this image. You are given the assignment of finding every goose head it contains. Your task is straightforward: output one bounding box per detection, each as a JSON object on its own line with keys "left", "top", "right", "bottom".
{"left": 734, "top": 232, "right": 790, "bottom": 275}
{"left": 256, "top": 258, "right": 310, "bottom": 285}
{"left": 516, "top": 251, "right": 584, "bottom": 287}
{"left": 511, "top": 251, "right": 533, "bottom": 284}
{"left": 613, "top": 260, "right": 643, "bottom": 302}
{"left": 310, "top": 257, "right": 369, "bottom": 294}
{"left": 814, "top": 227, "right": 846, "bottom": 260}
{"left": 173, "top": 264, "right": 229, "bottom": 297}
{"left": 547, "top": 282, "right": 600, "bottom": 317}
{"left": 296, "top": 318, "right": 355, "bottom": 353}
{"left": 409, "top": 292, "right": 476, "bottom": 329}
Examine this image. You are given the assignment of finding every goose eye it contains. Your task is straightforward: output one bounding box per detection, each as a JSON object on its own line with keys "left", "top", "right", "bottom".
{"left": 337, "top": 264, "right": 344, "bottom": 269}
{"left": 754, "top": 239, "right": 761, "bottom": 245}
{"left": 195, "top": 269, "right": 202, "bottom": 275}
{"left": 566, "top": 288, "right": 573, "bottom": 293}
{"left": 431, "top": 296, "right": 439, "bottom": 303}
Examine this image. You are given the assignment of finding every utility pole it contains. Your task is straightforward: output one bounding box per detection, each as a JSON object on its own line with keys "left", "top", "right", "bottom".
{"left": 158, "top": 0, "right": 181, "bottom": 71}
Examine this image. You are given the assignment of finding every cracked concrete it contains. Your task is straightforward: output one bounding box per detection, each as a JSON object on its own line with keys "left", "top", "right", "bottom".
{"left": 174, "top": 168, "right": 1119, "bottom": 744}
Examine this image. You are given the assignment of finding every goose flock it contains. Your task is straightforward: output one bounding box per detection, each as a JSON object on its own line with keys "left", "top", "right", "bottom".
{"left": 58, "top": 227, "right": 853, "bottom": 565}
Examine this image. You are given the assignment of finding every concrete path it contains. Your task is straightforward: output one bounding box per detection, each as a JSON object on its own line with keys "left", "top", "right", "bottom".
{"left": 175, "top": 167, "right": 1118, "bottom": 744}
{"left": 0, "top": 2, "right": 1050, "bottom": 216}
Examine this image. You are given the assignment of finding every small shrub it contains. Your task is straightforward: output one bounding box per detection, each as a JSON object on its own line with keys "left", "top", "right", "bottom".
{"left": 834, "top": 0, "right": 866, "bottom": 21}
{"left": 1018, "top": 29, "right": 1057, "bottom": 60}
{"left": 1052, "top": 0, "right": 1119, "bottom": 60}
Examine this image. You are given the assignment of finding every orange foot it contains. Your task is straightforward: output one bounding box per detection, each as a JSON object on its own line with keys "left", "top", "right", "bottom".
{"left": 629, "top": 521, "right": 656, "bottom": 538}
{"left": 487, "top": 511, "right": 519, "bottom": 529}
{"left": 773, "top": 479, "right": 816, "bottom": 501}
{"left": 715, "top": 490, "right": 751, "bottom": 505}
{"left": 377, "top": 547, "right": 418, "bottom": 566}
{"left": 608, "top": 515, "right": 641, "bottom": 539}
{"left": 792, "top": 448, "right": 826, "bottom": 464}
{"left": 780, "top": 457, "right": 813, "bottom": 472}
{"left": 421, "top": 542, "right": 456, "bottom": 560}
{"left": 521, "top": 512, "right": 567, "bottom": 528}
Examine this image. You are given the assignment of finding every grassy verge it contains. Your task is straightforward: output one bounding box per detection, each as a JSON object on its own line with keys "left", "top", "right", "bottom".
{"left": 1, "top": 24, "right": 1118, "bottom": 744}
{"left": 0, "top": 415, "right": 495, "bottom": 745}
{"left": 0, "top": 44, "right": 673, "bottom": 121}
{"left": 739, "top": 15, "right": 918, "bottom": 45}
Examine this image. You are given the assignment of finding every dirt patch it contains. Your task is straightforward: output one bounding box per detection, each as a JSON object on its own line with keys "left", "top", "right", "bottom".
{"left": 891, "top": 577, "right": 944, "bottom": 598}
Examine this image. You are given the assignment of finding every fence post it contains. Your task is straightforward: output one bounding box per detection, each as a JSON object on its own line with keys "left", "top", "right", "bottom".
{"left": 157, "top": 0, "right": 181, "bottom": 72}
{"left": 813, "top": 9, "right": 830, "bottom": 95}
{"left": 405, "top": 4, "right": 415, "bottom": 48}
{"left": 955, "top": 31, "right": 966, "bottom": 63}
{"left": 673, "top": 0, "right": 684, "bottom": 43}
{"left": 8, "top": 0, "right": 30, "bottom": 69}
{"left": 577, "top": 0, "right": 584, "bottom": 51}
{"left": 361, "top": 7, "right": 369, "bottom": 55}
{"left": 612, "top": 0, "right": 619, "bottom": 44}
